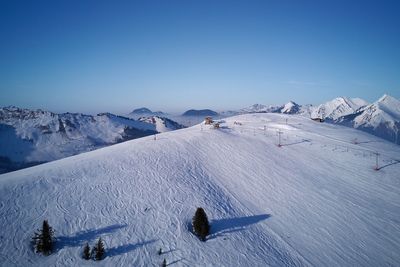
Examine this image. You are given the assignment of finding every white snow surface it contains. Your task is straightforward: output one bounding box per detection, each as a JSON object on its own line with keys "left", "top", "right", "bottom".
{"left": 0, "top": 113, "right": 399, "bottom": 266}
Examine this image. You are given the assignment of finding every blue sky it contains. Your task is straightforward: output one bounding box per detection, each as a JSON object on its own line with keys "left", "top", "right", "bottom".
{"left": 0, "top": 0, "right": 399, "bottom": 114}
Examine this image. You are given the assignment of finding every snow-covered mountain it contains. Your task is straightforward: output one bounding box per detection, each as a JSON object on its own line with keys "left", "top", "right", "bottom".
{"left": 0, "top": 113, "right": 399, "bottom": 266}
{"left": 138, "top": 116, "right": 186, "bottom": 133}
{"left": 335, "top": 94, "right": 400, "bottom": 144}
{"left": 129, "top": 107, "right": 165, "bottom": 119}
{"left": 240, "top": 102, "right": 305, "bottom": 115}
{"left": 240, "top": 104, "right": 281, "bottom": 113}
{"left": 281, "top": 101, "right": 301, "bottom": 114}
{"left": 0, "top": 106, "right": 159, "bottom": 173}
{"left": 311, "top": 97, "right": 369, "bottom": 120}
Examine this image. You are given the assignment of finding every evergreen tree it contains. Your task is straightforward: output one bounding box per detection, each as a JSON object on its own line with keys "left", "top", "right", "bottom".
{"left": 93, "top": 238, "right": 105, "bottom": 261}
{"left": 83, "top": 243, "right": 91, "bottom": 260}
{"left": 192, "top": 207, "right": 210, "bottom": 241}
{"left": 161, "top": 258, "right": 167, "bottom": 267}
{"left": 158, "top": 248, "right": 163, "bottom": 255}
{"left": 32, "top": 220, "right": 55, "bottom": 255}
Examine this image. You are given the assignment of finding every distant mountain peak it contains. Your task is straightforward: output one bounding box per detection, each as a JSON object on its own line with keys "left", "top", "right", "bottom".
{"left": 312, "top": 96, "right": 368, "bottom": 120}
{"left": 131, "top": 107, "right": 153, "bottom": 114}
{"left": 182, "top": 109, "right": 219, "bottom": 116}
{"left": 281, "top": 101, "right": 300, "bottom": 114}
{"left": 333, "top": 94, "right": 399, "bottom": 144}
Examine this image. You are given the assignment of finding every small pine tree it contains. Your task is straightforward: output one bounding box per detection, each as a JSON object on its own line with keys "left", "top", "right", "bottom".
{"left": 32, "top": 220, "right": 55, "bottom": 255}
{"left": 161, "top": 258, "right": 167, "bottom": 267}
{"left": 83, "top": 243, "right": 91, "bottom": 260}
{"left": 192, "top": 207, "right": 210, "bottom": 241}
{"left": 158, "top": 248, "right": 162, "bottom": 255}
{"left": 93, "top": 238, "right": 105, "bottom": 261}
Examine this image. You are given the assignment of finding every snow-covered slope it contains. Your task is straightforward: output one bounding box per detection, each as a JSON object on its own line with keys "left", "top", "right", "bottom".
{"left": 0, "top": 113, "right": 399, "bottom": 266}
{"left": 311, "top": 97, "right": 368, "bottom": 120}
{"left": 0, "top": 107, "right": 158, "bottom": 173}
{"left": 138, "top": 116, "right": 185, "bottom": 133}
{"left": 336, "top": 94, "right": 400, "bottom": 144}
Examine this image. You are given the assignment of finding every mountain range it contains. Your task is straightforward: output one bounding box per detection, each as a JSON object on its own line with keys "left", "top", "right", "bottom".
{"left": 238, "top": 95, "right": 399, "bottom": 145}
{"left": 0, "top": 107, "right": 181, "bottom": 173}
{"left": 1, "top": 94, "right": 398, "bottom": 174}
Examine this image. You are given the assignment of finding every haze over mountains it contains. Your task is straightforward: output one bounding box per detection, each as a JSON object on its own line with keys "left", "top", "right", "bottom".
{"left": 0, "top": 94, "right": 398, "bottom": 174}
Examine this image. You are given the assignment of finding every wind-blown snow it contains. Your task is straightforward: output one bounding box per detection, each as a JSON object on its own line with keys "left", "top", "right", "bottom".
{"left": 0, "top": 113, "right": 399, "bottom": 266}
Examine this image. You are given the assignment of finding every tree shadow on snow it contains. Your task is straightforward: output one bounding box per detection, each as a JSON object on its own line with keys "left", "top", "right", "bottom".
{"left": 167, "top": 258, "right": 184, "bottom": 265}
{"left": 208, "top": 214, "right": 271, "bottom": 240}
{"left": 107, "top": 239, "right": 157, "bottom": 257}
{"left": 56, "top": 224, "right": 127, "bottom": 250}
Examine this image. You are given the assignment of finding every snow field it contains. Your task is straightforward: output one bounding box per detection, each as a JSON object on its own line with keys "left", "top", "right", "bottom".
{"left": 0, "top": 113, "right": 399, "bottom": 266}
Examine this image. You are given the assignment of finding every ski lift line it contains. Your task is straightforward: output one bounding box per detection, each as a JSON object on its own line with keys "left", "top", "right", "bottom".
{"left": 230, "top": 122, "right": 398, "bottom": 163}
{"left": 295, "top": 129, "right": 400, "bottom": 164}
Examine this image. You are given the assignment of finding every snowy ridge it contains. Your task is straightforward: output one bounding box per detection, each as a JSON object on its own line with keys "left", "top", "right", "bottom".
{"left": 311, "top": 97, "right": 368, "bottom": 120}
{"left": 336, "top": 94, "right": 400, "bottom": 144}
{"left": 0, "top": 113, "right": 399, "bottom": 266}
{"left": 240, "top": 104, "right": 281, "bottom": 113}
{"left": 0, "top": 107, "right": 158, "bottom": 173}
{"left": 281, "top": 101, "right": 301, "bottom": 114}
{"left": 138, "top": 116, "right": 186, "bottom": 133}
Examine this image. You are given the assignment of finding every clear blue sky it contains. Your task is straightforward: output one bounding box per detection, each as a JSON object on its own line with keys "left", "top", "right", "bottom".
{"left": 0, "top": 0, "right": 399, "bottom": 114}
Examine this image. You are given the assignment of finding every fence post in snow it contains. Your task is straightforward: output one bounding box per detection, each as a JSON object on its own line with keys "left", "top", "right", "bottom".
{"left": 374, "top": 152, "right": 380, "bottom": 170}
{"left": 277, "top": 130, "right": 283, "bottom": 147}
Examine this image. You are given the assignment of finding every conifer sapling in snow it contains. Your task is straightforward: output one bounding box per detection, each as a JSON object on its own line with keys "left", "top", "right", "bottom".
{"left": 93, "top": 237, "right": 105, "bottom": 261}
{"left": 192, "top": 207, "right": 210, "bottom": 241}
{"left": 83, "top": 243, "right": 91, "bottom": 260}
{"left": 161, "top": 258, "right": 167, "bottom": 267}
{"left": 32, "top": 220, "right": 55, "bottom": 255}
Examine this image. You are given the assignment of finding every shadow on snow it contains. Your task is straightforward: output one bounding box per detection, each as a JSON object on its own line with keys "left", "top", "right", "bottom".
{"left": 107, "top": 239, "right": 157, "bottom": 257}
{"left": 281, "top": 139, "right": 310, "bottom": 147}
{"left": 56, "top": 224, "right": 127, "bottom": 250}
{"left": 208, "top": 214, "right": 271, "bottom": 240}
{"left": 378, "top": 159, "right": 400, "bottom": 170}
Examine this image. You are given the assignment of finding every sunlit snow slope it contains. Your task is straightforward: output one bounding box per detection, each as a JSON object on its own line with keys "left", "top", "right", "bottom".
{"left": 0, "top": 113, "right": 399, "bottom": 266}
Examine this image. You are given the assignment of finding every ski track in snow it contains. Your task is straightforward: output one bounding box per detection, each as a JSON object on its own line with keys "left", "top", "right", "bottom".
{"left": 0, "top": 113, "right": 399, "bottom": 266}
